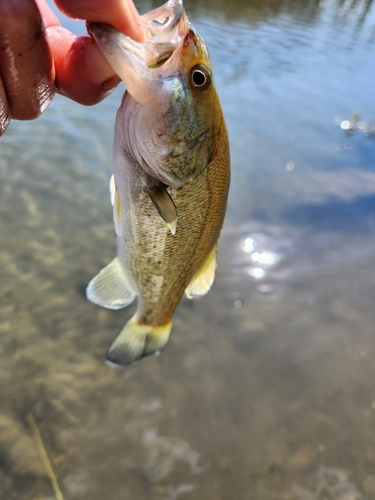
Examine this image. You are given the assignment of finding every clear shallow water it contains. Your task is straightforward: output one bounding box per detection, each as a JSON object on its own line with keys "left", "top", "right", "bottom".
{"left": 1, "top": 0, "right": 375, "bottom": 498}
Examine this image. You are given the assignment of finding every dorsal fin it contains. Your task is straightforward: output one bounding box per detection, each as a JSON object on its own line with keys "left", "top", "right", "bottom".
{"left": 146, "top": 185, "right": 177, "bottom": 235}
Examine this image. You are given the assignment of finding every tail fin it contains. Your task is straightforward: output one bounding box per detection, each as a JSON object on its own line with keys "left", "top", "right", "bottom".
{"left": 106, "top": 314, "right": 172, "bottom": 367}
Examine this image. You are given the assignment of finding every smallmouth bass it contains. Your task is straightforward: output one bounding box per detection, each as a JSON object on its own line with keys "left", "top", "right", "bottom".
{"left": 87, "top": 0, "right": 230, "bottom": 367}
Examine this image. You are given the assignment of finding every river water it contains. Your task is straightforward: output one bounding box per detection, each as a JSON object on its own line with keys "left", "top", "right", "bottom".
{"left": 1, "top": 0, "right": 375, "bottom": 499}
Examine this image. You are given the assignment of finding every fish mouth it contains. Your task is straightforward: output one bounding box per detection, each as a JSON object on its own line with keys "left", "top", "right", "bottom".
{"left": 87, "top": 0, "right": 189, "bottom": 104}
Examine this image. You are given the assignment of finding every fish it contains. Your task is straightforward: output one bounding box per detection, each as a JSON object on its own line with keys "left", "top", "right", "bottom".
{"left": 86, "top": 0, "right": 230, "bottom": 367}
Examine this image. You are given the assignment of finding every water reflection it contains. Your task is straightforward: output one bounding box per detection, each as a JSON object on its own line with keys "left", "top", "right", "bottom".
{"left": 251, "top": 251, "right": 277, "bottom": 266}
{"left": 243, "top": 237, "right": 256, "bottom": 254}
{"left": 242, "top": 236, "right": 280, "bottom": 281}
{"left": 283, "top": 193, "right": 375, "bottom": 233}
{"left": 337, "top": 114, "right": 375, "bottom": 136}
{"left": 137, "top": 0, "right": 375, "bottom": 34}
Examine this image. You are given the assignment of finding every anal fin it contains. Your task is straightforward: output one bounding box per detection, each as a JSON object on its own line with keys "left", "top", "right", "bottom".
{"left": 86, "top": 258, "right": 136, "bottom": 310}
{"left": 146, "top": 185, "right": 177, "bottom": 235}
{"left": 185, "top": 244, "right": 217, "bottom": 299}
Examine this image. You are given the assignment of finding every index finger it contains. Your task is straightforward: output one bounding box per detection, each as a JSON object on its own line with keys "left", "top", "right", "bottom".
{"left": 36, "top": 0, "right": 122, "bottom": 105}
{"left": 54, "top": 0, "right": 145, "bottom": 42}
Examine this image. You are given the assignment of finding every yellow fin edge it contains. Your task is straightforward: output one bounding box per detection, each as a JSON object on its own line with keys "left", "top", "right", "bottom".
{"left": 185, "top": 244, "right": 217, "bottom": 299}
{"left": 106, "top": 315, "right": 173, "bottom": 367}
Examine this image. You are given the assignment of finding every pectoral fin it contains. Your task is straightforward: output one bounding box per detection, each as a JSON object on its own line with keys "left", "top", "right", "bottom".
{"left": 185, "top": 245, "right": 217, "bottom": 299}
{"left": 146, "top": 186, "right": 177, "bottom": 235}
{"left": 86, "top": 258, "right": 136, "bottom": 310}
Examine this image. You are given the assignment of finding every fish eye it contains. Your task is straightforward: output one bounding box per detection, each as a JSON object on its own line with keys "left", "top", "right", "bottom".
{"left": 190, "top": 64, "right": 211, "bottom": 91}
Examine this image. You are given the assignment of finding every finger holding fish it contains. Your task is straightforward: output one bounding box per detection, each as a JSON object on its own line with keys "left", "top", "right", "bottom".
{"left": 51, "top": 0, "right": 145, "bottom": 103}
{"left": 0, "top": 0, "right": 143, "bottom": 136}
{"left": 36, "top": 0, "right": 134, "bottom": 104}
{"left": 55, "top": 0, "right": 145, "bottom": 42}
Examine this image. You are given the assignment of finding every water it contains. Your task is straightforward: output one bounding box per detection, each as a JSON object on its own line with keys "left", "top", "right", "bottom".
{"left": 1, "top": 0, "right": 375, "bottom": 498}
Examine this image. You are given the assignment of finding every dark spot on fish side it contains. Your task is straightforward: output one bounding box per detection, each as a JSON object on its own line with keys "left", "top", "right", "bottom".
{"left": 17, "top": 53, "right": 22, "bottom": 57}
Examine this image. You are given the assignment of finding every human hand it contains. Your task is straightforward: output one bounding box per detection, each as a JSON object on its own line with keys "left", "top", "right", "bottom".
{"left": 0, "top": 0, "right": 143, "bottom": 136}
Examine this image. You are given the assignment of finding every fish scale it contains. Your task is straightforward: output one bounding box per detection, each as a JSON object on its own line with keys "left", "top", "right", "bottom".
{"left": 119, "top": 125, "right": 229, "bottom": 327}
